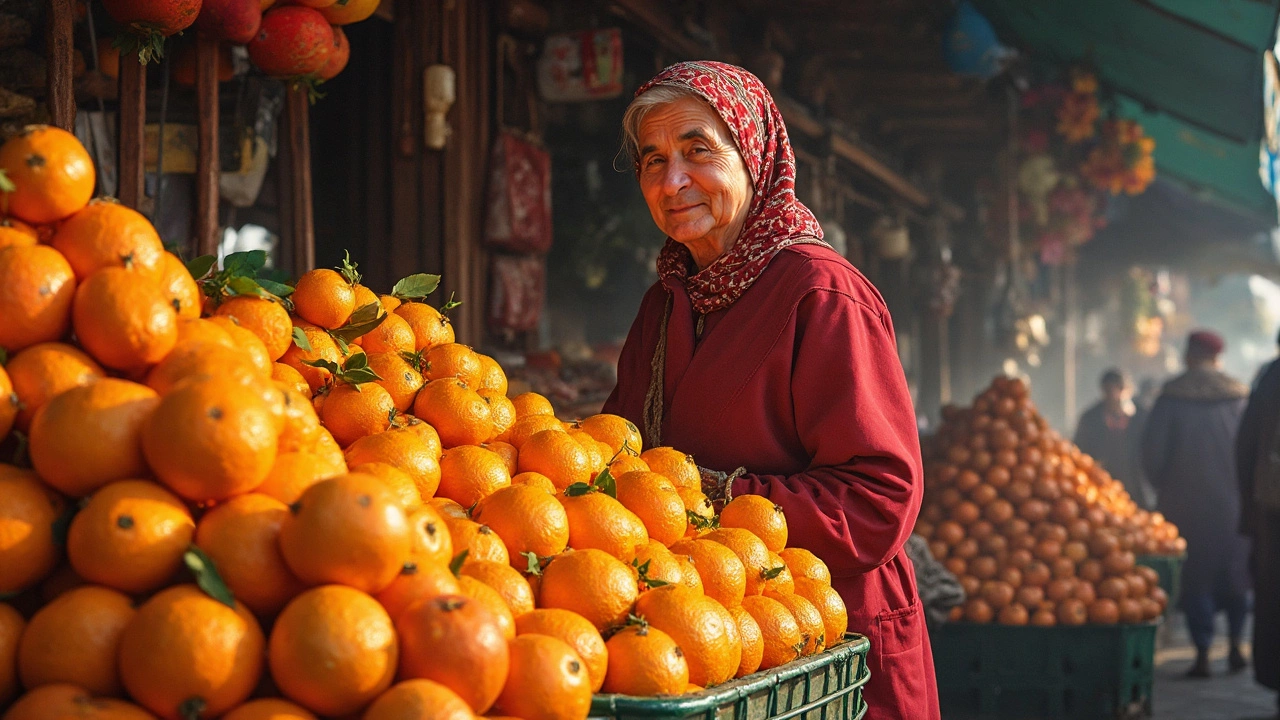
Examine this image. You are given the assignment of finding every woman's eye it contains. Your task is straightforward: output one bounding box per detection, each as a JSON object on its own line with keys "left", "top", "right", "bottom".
{"left": 645, "top": 156, "right": 664, "bottom": 169}
{"left": 690, "top": 147, "right": 709, "bottom": 156}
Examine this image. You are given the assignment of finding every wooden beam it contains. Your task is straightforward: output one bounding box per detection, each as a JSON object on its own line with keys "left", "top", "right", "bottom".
{"left": 881, "top": 115, "right": 994, "bottom": 133}
{"left": 608, "top": 0, "right": 707, "bottom": 59}
{"left": 284, "top": 86, "right": 315, "bottom": 274}
{"left": 194, "top": 35, "right": 220, "bottom": 256}
{"left": 117, "top": 55, "right": 146, "bottom": 209}
{"left": 46, "top": 0, "right": 75, "bottom": 131}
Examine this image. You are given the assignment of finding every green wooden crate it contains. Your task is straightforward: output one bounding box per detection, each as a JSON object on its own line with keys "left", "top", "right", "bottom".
{"left": 932, "top": 622, "right": 1157, "bottom": 720}
{"left": 589, "top": 634, "right": 869, "bottom": 720}
{"left": 1136, "top": 554, "right": 1184, "bottom": 607}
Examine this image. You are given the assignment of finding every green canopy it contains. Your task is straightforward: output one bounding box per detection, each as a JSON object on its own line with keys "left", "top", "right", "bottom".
{"left": 973, "top": 0, "right": 1280, "bottom": 221}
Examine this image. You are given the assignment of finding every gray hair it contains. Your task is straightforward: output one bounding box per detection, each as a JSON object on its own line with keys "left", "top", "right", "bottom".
{"left": 619, "top": 84, "right": 705, "bottom": 167}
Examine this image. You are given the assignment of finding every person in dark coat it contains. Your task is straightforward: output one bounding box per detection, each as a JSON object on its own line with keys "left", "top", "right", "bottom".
{"left": 1075, "top": 369, "right": 1154, "bottom": 509}
{"left": 1236, "top": 337, "right": 1280, "bottom": 702}
{"left": 1142, "top": 330, "right": 1252, "bottom": 677}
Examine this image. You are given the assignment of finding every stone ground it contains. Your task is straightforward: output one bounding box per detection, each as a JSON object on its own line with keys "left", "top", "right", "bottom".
{"left": 1149, "top": 613, "right": 1275, "bottom": 720}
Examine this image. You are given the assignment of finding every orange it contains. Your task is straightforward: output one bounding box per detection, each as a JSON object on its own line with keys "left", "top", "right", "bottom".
{"left": 72, "top": 266, "right": 177, "bottom": 370}
{"left": 485, "top": 440, "right": 519, "bottom": 475}
{"left": 429, "top": 497, "right": 469, "bottom": 520}
{"left": 273, "top": 362, "right": 311, "bottom": 398}
{"left": 280, "top": 326, "right": 343, "bottom": 393}
{"left": 351, "top": 283, "right": 380, "bottom": 311}
{"left": 414, "top": 378, "right": 493, "bottom": 448}
{"left": 360, "top": 312, "right": 416, "bottom": 355}
{"left": 578, "top": 414, "right": 643, "bottom": 456}
{"left": 504, "top": 414, "right": 566, "bottom": 449}
{"left": 510, "top": 392, "right": 555, "bottom": 419}
{"left": 378, "top": 294, "right": 401, "bottom": 312}
{"left": 0, "top": 244, "right": 76, "bottom": 352}
{"left": 195, "top": 493, "right": 307, "bottom": 616}
{"left": 144, "top": 341, "right": 263, "bottom": 396}
{"left": 779, "top": 547, "right": 831, "bottom": 585}
{"left": 362, "top": 679, "right": 472, "bottom": 720}
{"left": 635, "top": 540, "right": 688, "bottom": 590}
{"left": 679, "top": 488, "right": 715, "bottom": 533}
{"left": 320, "top": 382, "right": 396, "bottom": 447}
{"left": 215, "top": 296, "right": 293, "bottom": 361}
{"left": 443, "top": 517, "right": 510, "bottom": 565}
{"left": 477, "top": 354, "right": 508, "bottom": 395}
{"left": 561, "top": 491, "right": 649, "bottom": 562}
{"left": 2, "top": 684, "right": 154, "bottom": 720}
{"left": 0, "top": 125, "right": 94, "bottom": 224}
{"left": 222, "top": 698, "right": 318, "bottom": 720}
{"left": 269, "top": 585, "right": 398, "bottom": 716}
{"left": 374, "top": 561, "right": 461, "bottom": 621}
{"left": 481, "top": 391, "right": 517, "bottom": 441}
{"left": 423, "top": 343, "right": 483, "bottom": 387}
{"left": 394, "top": 302, "right": 455, "bottom": 351}
{"left": 538, "top": 549, "right": 638, "bottom": 631}
{"left": 703, "top": 528, "right": 772, "bottom": 596}
{"left": 345, "top": 429, "right": 442, "bottom": 499}
{"left": 616, "top": 471, "right": 688, "bottom": 546}
{"left": 28, "top": 378, "right": 158, "bottom": 497}
{"left": 5, "top": 343, "right": 103, "bottom": 432}
{"left": 257, "top": 451, "right": 346, "bottom": 505}
{"left": 672, "top": 550, "right": 704, "bottom": 594}
{"left": 207, "top": 317, "right": 273, "bottom": 375}
{"left": 739, "top": 595, "right": 803, "bottom": 670}
{"left": 728, "top": 604, "right": 763, "bottom": 677}
{"left": 517, "top": 430, "right": 592, "bottom": 489}
{"left": 143, "top": 376, "right": 279, "bottom": 502}
{"left": 641, "top": 447, "right": 700, "bottom": 490}
{"left": 766, "top": 590, "right": 825, "bottom": 655}
{"left": 793, "top": 577, "right": 848, "bottom": 646}
{"left": 493, "top": 634, "right": 592, "bottom": 720}
{"left": 0, "top": 603, "right": 20, "bottom": 707}
{"left": 0, "top": 469, "right": 64, "bottom": 595}
{"left": 366, "top": 351, "right": 424, "bottom": 412}
{"left": 66, "top": 479, "right": 194, "bottom": 594}
{"left": 0, "top": 217, "right": 36, "bottom": 250}
{"left": 276, "top": 388, "right": 327, "bottom": 453}
{"left": 319, "top": 0, "right": 378, "bottom": 24}
{"left": 609, "top": 453, "right": 651, "bottom": 477}
{"left": 404, "top": 504, "right": 452, "bottom": 565}
{"left": 634, "top": 585, "right": 737, "bottom": 686}
{"left": 719, "top": 495, "right": 787, "bottom": 553}
{"left": 600, "top": 624, "right": 688, "bottom": 696}
{"left": 669, "top": 538, "right": 746, "bottom": 608}
{"left": 514, "top": 609, "right": 608, "bottom": 693}
{"left": 293, "top": 268, "right": 355, "bottom": 329}
{"left": 762, "top": 551, "right": 795, "bottom": 595}
{"left": 472, "top": 484, "right": 569, "bottom": 566}
{"left": 118, "top": 585, "right": 264, "bottom": 719}
{"left": 52, "top": 200, "right": 164, "bottom": 280}
{"left": 17, "top": 585, "right": 133, "bottom": 696}
{"left": 438, "top": 445, "right": 512, "bottom": 507}
{"left": 0, "top": 366, "right": 13, "bottom": 442}
{"left": 511, "top": 471, "right": 557, "bottom": 494}
{"left": 174, "top": 316, "right": 235, "bottom": 348}
{"left": 155, "top": 252, "right": 200, "bottom": 319}
{"left": 351, "top": 461, "right": 423, "bottom": 512}
{"left": 460, "top": 559, "right": 536, "bottom": 618}
{"left": 280, "top": 474, "right": 412, "bottom": 594}
{"left": 396, "top": 595, "right": 510, "bottom": 713}
{"left": 567, "top": 429, "right": 605, "bottom": 472}
{"left": 458, "top": 575, "right": 516, "bottom": 639}
{"left": 396, "top": 416, "right": 444, "bottom": 457}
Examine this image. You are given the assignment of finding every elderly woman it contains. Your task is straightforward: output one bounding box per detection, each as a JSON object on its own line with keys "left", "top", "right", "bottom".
{"left": 602, "top": 62, "right": 938, "bottom": 719}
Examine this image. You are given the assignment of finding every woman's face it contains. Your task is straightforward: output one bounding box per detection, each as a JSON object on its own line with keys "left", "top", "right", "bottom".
{"left": 636, "top": 96, "right": 753, "bottom": 268}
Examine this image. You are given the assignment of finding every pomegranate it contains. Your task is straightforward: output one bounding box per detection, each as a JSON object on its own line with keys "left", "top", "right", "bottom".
{"left": 103, "top": 0, "right": 202, "bottom": 63}
{"left": 247, "top": 5, "right": 333, "bottom": 78}
{"left": 194, "top": 0, "right": 262, "bottom": 44}
{"left": 317, "top": 25, "right": 349, "bottom": 80}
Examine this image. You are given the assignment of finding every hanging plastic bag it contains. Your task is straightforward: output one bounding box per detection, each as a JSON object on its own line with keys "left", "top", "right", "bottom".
{"left": 488, "top": 254, "right": 545, "bottom": 332}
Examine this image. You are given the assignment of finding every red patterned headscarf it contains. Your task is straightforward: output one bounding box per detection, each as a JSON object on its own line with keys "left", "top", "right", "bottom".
{"left": 637, "top": 61, "right": 826, "bottom": 314}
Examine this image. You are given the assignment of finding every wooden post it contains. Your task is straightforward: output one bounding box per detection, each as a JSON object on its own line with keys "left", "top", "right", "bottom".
{"left": 1064, "top": 260, "right": 1079, "bottom": 430}
{"left": 194, "top": 35, "right": 220, "bottom": 256}
{"left": 117, "top": 56, "right": 147, "bottom": 208}
{"left": 284, "top": 86, "right": 315, "bottom": 275}
{"left": 46, "top": 0, "right": 75, "bottom": 131}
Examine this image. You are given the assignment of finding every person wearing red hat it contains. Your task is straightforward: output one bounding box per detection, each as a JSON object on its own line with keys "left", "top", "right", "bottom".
{"left": 1142, "top": 329, "right": 1252, "bottom": 677}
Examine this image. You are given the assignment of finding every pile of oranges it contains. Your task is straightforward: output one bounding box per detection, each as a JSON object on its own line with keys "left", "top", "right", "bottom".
{"left": 917, "top": 376, "right": 1183, "bottom": 627}
{"left": 0, "top": 126, "right": 849, "bottom": 720}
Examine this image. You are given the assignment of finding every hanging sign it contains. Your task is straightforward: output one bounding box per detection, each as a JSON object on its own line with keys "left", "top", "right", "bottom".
{"left": 536, "top": 28, "right": 624, "bottom": 102}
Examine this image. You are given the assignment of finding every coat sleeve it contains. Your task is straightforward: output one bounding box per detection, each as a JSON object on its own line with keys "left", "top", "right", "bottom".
{"left": 1236, "top": 361, "right": 1280, "bottom": 535}
{"left": 601, "top": 284, "right": 663, "bottom": 425}
{"left": 730, "top": 288, "right": 923, "bottom": 578}
{"left": 1140, "top": 397, "right": 1173, "bottom": 488}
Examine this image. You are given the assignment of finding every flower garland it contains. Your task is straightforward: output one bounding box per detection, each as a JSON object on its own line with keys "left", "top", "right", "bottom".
{"left": 1080, "top": 119, "right": 1157, "bottom": 196}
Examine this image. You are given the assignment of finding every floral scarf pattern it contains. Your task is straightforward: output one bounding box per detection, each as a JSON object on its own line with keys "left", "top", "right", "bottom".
{"left": 638, "top": 61, "right": 827, "bottom": 314}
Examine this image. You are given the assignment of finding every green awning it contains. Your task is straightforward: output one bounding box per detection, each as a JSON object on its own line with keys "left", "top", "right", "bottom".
{"left": 973, "top": 0, "right": 1280, "bottom": 222}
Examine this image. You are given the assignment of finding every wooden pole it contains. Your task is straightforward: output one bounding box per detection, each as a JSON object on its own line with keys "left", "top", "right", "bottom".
{"left": 194, "top": 35, "right": 220, "bottom": 256}
{"left": 46, "top": 0, "right": 75, "bottom": 131}
{"left": 284, "top": 86, "right": 315, "bottom": 274}
{"left": 117, "top": 56, "right": 147, "bottom": 208}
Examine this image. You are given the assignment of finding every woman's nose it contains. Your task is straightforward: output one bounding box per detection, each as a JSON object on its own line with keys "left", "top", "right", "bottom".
{"left": 662, "top": 158, "right": 692, "bottom": 195}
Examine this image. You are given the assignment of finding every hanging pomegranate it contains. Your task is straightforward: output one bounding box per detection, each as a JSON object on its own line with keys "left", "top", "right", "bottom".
{"left": 102, "top": 0, "right": 202, "bottom": 63}
{"left": 247, "top": 5, "right": 333, "bottom": 78}
{"left": 317, "top": 26, "right": 349, "bottom": 81}
{"left": 193, "top": 0, "right": 262, "bottom": 45}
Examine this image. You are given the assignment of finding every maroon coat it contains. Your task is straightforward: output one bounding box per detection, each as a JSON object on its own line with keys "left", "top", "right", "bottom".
{"left": 604, "top": 243, "right": 939, "bottom": 720}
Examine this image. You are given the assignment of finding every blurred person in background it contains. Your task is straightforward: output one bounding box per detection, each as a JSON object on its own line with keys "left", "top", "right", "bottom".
{"left": 1075, "top": 369, "right": 1153, "bottom": 509}
{"left": 1236, "top": 330, "right": 1280, "bottom": 706}
{"left": 1143, "top": 330, "right": 1252, "bottom": 677}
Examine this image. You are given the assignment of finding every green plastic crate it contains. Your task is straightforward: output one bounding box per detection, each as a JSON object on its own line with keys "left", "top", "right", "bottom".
{"left": 589, "top": 634, "right": 869, "bottom": 720}
{"left": 932, "top": 622, "right": 1157, "bottom": 720}
{"left": 1136, "top": 554, "right": 1184, "bottom": 607}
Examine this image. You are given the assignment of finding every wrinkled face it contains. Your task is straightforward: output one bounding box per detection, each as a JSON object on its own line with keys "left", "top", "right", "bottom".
{"left": 636, "top": 96, "right": 753, "bottom": 262}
